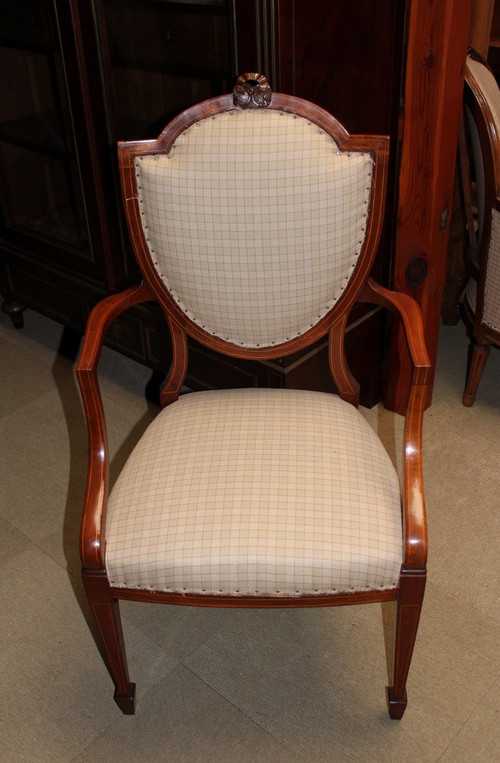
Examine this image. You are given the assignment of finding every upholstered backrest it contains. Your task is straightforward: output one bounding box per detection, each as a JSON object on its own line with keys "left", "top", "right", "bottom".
{"left": 465, "top": 54, "right": 500, "bottom": 331}
{"left": 465, "top": 55, "right": 500, "bottom": 241}
{"left": 119, "top": 79, "right": 389, "bottom": 361}
{"left": 134, "top": 110, "right": 373, "bottom": 348}
{"left": 467, "top": 56, "right": 500, "bottom": 133}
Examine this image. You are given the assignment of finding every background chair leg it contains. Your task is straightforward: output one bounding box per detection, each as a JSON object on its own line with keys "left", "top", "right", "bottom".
{"left": 83, "top": 569, "right": 136, "bottom": 714}
{"left": 463, "top": 342, "right": 490, "bottom": 406}
{"left": 387, "top": 570, "right": 426, "bottom": 720}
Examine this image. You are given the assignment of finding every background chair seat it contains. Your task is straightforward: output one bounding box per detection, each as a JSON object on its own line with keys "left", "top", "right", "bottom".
{"left": 105, "top": 388, "right": 402, "bottom": 597}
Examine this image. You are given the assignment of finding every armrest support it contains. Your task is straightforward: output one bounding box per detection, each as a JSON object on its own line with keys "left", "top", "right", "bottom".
{"left": 359, "top": 278, "right": 431, "bottom": 570}
{"left": 76, "top": 282, "right": 154, "bottom": 569}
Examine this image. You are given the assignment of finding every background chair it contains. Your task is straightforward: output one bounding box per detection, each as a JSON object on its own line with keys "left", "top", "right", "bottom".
{"left": 461, "top": 50, "right": 500, "bottom": 406}
{"left": 77, "top": 73, "right": 430, "bottom": 719}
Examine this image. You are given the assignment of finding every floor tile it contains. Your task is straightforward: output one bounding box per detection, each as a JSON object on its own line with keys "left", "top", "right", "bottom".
{"left": 181, "top": 584, "right": 499, "bottom": 761}
{"left": 439, "top": 675, "right": 500, "bottom": 762}
{"left": 120, "top": 600, "right": 244, "bottom": 662}
{"left": 0, "top": 515, "right": 31, "bottom": 565}
{"left": 0, "top": 332, "right": 56, "bottom": 418}
{"left": 423, "top": 426, "right": 500, "bottom": 622}
{"left": 0, "top": 547, "right": 178, "bottom": 762}
{"left": 182, "top": 606, "right": 420, "bottom": 760}
{"left": 73, "top": 665, "right": 301, "bottom": 763}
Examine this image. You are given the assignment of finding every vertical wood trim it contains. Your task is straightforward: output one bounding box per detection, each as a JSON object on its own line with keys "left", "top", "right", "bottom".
{"left": 469, "top": 0, "right": 495, "bottom": 56}
{"left": 275, "top": 0, "right": 294, "bottom": 93}
{"left": 385, "top": 0, "right": 472, "bottom": 413}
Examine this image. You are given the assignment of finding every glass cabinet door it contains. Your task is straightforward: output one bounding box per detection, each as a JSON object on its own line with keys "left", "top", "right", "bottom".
{"left": 97, "top": 0, "right": 235, "bottom": 141}
{"left": 0, "top": 1, "right": 90, "bottom": 254}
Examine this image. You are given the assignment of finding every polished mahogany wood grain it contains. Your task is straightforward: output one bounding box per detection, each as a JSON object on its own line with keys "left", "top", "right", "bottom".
{"left": 386, "top": 0, "right": 472, "bottom": 413}
{"left": 328, "top": 313, "right": 361, "bottom": 408}
{"left": 359, "top": 279, "right": 430, "bottom": 571}
{"left": 159, "top": 316, "right": 188, "bottom": 407}
{"left": 387, "top": 569, "right": 427, "bottom": 719}
{"left": 77, "top": 282, "right": 154, "bottom": 569}
{"left": 83, "top": 569, "right": 136, "bottom": 714}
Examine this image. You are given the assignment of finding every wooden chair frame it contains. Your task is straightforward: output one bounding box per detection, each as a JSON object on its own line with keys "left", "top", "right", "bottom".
{"left": 77, "top": 74, "right": 430, "bottom": 718}
{"left": 462, "top": 50, "right": 500, "bottom": 405}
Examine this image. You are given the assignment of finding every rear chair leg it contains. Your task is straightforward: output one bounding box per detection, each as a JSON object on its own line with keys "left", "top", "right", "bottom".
{"left": 82, "top": 569, "right": 136, "bottom": 714}
{"left": 387, "top": 569, "right": 426, "bottom": 720}
{"left": 463, "top": 342, "right": 490, "bottom": 406}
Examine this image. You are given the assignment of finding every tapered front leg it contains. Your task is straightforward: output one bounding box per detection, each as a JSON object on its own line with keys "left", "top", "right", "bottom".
{"left": 83, "top": 569, "right": 136, "bottom": 714}
{"left": 387, "top": 569, "right": 426, "bottom": 720}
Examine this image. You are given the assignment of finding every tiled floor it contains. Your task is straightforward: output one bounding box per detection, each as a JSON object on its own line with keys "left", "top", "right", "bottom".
{"left": 1, "top": 309, "right": 498, "bottom": 762}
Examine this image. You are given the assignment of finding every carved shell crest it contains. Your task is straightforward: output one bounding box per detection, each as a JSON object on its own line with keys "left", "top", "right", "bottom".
{"left": 233, "top": 73, "right": 272, "bottom": 109}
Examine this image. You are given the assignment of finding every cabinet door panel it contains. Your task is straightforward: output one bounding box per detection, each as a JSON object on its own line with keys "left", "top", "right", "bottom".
{"left": 0, "top": 11, "right": 91, "bottom": 260}
{"left": 277, "top": 0, "right": 405, "bottom": 136}
{"left": 0, "top": 0, "right": 119, "bottom": 283}
{"left": 99, "top": 0, "right": 234, "bottom": 140}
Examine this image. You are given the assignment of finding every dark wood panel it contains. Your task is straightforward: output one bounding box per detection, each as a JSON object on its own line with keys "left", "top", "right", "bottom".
{"left": 386, "top": 0, "right": 472, "bottom": 412}
{"left": 275, "top": 0, "right": 405, "bottom": 135}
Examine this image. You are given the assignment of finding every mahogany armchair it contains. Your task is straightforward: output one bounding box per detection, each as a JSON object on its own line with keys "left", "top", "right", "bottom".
{"left": 77, "top": 74, "right": 430, "bottom": 719}
{"left": 461, "top": 51, "right": 500, "bottom": 405}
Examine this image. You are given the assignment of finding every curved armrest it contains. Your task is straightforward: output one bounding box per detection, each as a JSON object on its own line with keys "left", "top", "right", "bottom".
{"left": 76, "top": 282, "right": 154, "bottom": 569}
{"left": 359, "top": 278, "right": 431, "bottom": 570}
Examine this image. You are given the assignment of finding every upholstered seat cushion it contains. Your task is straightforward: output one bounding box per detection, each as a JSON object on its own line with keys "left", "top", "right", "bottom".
{"left": 105, "top": 388, "right": 402, "bottom": 597}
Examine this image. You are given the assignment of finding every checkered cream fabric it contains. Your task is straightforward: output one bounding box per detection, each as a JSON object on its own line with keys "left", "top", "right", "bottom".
{"left": 105, "top": 389, "right": 402, "bottom": 597}
{"left": 465, "top": 207, "right": 500, "bottom": 331}
{"left": 134, "top": 109, "right": 373, "bottom": 347}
